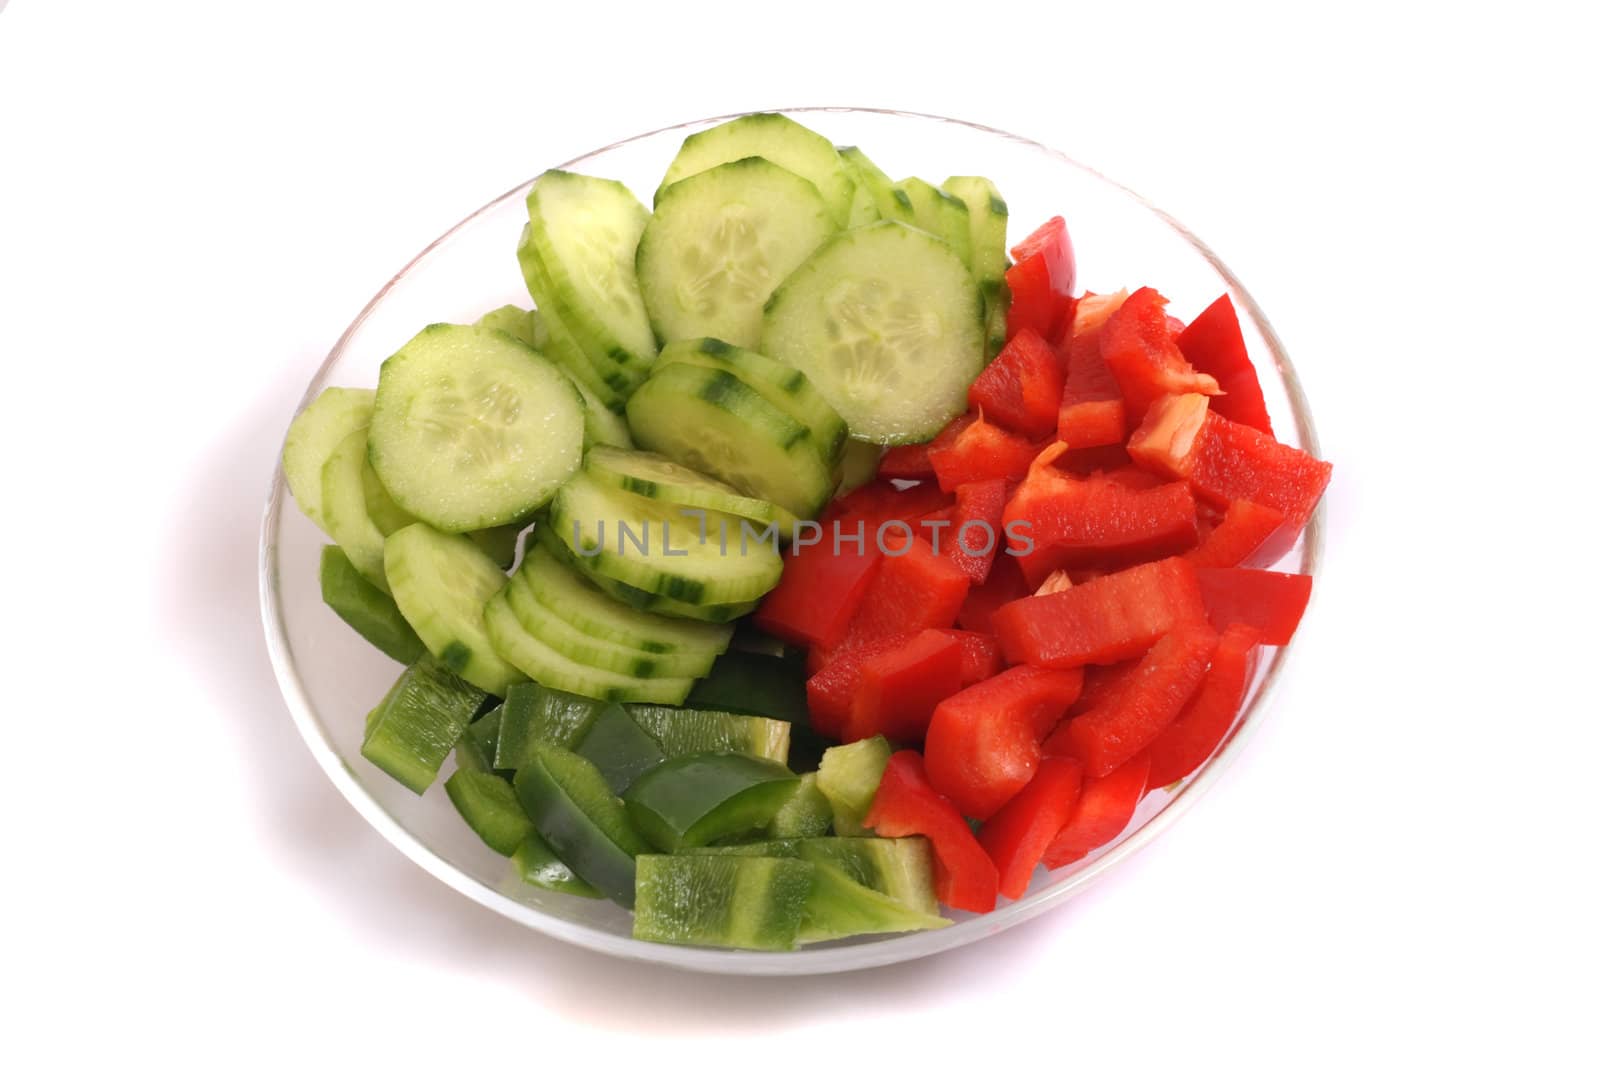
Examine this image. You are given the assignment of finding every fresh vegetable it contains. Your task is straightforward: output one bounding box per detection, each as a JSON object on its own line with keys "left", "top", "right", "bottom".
{"left": 1195, "top": 568, "right": 1313, "bottom": 645}
{"left": 864, "top": 751, "right": 999, "bottom": 913}
{"left": 445, "top": 768, "right": 536, "bottom": 856}
{"left": 623, "top": 753, "right": 799, "bottom": 852}
{"left": 753, "top": 540, "right": 883, "bottom": 647}
{"left": 1041, "top": 755, "right": 1151, "bottom": 869}
{"left": 512, "top": 833, "right": 602, "bottom": 897}
{"left": 515, "top": 742, "right": 649, "bottom": 907}
{"left": 1098, "top": 288, "right": 1220, "bottom": 422}
{"left": 1146, "top": 624, "right": 1261, "bottom": 788}
{"left": 571, "top": 702, "right": 666, "bottom": 792}
{"left": 1004, "top": 216, "right": 1075, "bottom": 343}
{"left": 282, "top": 386, "right": 375, "bottom": 536}
{"left": 979, "top": 757, "right": 1083, "bottom": 899}
{"left": 1184, "top": 498, "right": 1291, "bottom": 568}
{"left": 966, "top": 328, "right": 1064, "bottom": 438}
{"left": 684, "top": 649, "right": 809, "bottom": 724}
{"left": 633, "top": 854, "right": 814, "bottom": 950}
{"left": 815, "top": 735, "right": 892, "bottom": 837}
{"left": 495, "top": 684, "right": 606, "bottom": 768}
{"left": 1176, "top": 294, "right": 1274, "bottom": 436}
{"left": 318, "top": 545, "right": 426, "bottom": 664}
{"left": 361, "top": 656, "right": 487, "bottom": 794}
{"left": 845, "top": 629, "right": 966, "bottom": 743}
{"left": 766, "top": 772, "right": 834, "bottom": 838}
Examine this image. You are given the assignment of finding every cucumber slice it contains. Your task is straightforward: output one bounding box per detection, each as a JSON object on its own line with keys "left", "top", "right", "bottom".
{"left": 816, "top": 735, "right": 893, "bottom": 837}
{"left": 626, "top": 363, "right": 835, "bottom": 518}
{"left": 361, "top": 456, "right": 416, "bottom": 536}
{"left": 833, "top": 438, "right": 884, "bottom": 496}
{"left": 837, "top": 145, "right": 914, "bottom": 224}
{"left": 517, "top": 541, "right": 733, "bottom": 655}
{"left": 361, "top": 656, "right": 487, "bottom": 794}
{"left": 572, "top": 702, "right": 665, "bottom": 792}
{"left": 940, "top": 176, "right": 1008, "bottom": 296}
{"left": 474, "top": 304, "right": 545, "bottom": 349}
{"left": 318, "top": 545, "right": 426, "bottom": 664}
{"left": 445, "top": 768, "right": 535, "bottom": 855}
{"left": 383, "top": 523, "right": 526, "bottom": 696}
{"left": 514, "top": 742, "right": 649, "bottom": 907}
{"left": 512, "top": 832, "right": 603, "bottom": 898}
{"left": 767, "top": 772, "right": 833, "bottom": 838}
{"left": 985, "top": 286, "right": 1011, "bottom": 360}
{"left": 369, "top": 324, "right": 585, "bottom": 532}
{"left": 633, "top": 854, "right": 813, "bottom": 950}
{"left": 281, "top": 386, "right": 374, "bottom": 534}
{"left": 623, "top": 754, "right": 800, "bottom": 852}
{"left": 686, "top": 650, "right": 809, "bottom": 724}
{"left": 583, "top": 446, "right": 788, "bottom": 529}
{"left": 476, "top": 304, "right": 634, "bottom": 446}
{"left": 761, "top": 222, "right": 985, "bottom": 444}
{"left": 523, "top": 170, "right": 657, "bottom": 380}
{"left": 894, "top": 177, "right": 973, "bottom": 268}
{"left": 536, "top": 521, "right": 762, "bottom": 623}
{"left": 638, "top": 156, "right": 837, "bottom": 350}
{"left": 625, "top": 704, "right": 791, "bottom": 763}
{"left": 657, "top": 113, "right": 857, "bottom": 228}
{"left": 654, "top": 338, "right": 847, "bottom": 467}
{"left": 504, "top": 572, "right": 717, "bottom": 678}
{"left": 844, "top": 173, "right": 880, "bottom": 228}
{"left": 319, "top": 429, "right": 391, "bottom": 591}
{"left": 552, "top": 471, "right": 785, "bottom": 606}
{"left": 467, "top": 524, "right": 522, "bottom": 571}
{"left": 496, "top": 684, "right": 605, "bottom": 768}
{"left": 517, "top": 230, "right": 635, "bottom": 406}
{"left": 484, "top": 591, "right": 696, "bottom": 705}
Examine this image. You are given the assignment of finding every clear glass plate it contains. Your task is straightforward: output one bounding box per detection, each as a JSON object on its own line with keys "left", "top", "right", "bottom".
{"left": 258, "top": 107, "right": 1323, "bottom": 975}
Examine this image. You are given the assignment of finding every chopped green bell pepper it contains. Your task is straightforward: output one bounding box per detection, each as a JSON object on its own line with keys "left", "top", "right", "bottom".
{"left": 513, "top": 743, "right": 648, "bottom": 907}
{"left": 623, "top": 753, "right": 799, "bottom": 852}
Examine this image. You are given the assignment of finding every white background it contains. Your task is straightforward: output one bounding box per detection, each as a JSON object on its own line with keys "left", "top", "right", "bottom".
{"left": 3, "top": 1, "right": 1596, "bottom": 1062}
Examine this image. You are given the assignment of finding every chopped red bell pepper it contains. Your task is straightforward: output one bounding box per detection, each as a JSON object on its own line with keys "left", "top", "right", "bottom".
{"left": 1189, "top": 412, "right": 1332, "bottom": 530}
{"left": 864, "top": 750, "right": 999, "bottom": 913}
{"left": 877, "top": 443, "right": 935, "bottom": 479}
{"left": 939, "top": 629, "right": 1002, "bottom": 684}
{"left": 967, "top": 328, "right": 1065, "bottom": 438}
{"left": 805, "top": 637, "right": 889, "bottom": 737}
{"left": 1195, "top": 567, "right": 1312, "bottom": 645}
{"left": 955, "top": 551, "right": 1034, "bottom": 633}
{"left": 754, "top": 542, "right": 882, "bottom": 648}
{"left": 1146, "top": 625, "right": 1261, "bottom": 789}
{"left": 1002, "top": 460, "right": 1200, "bottom": 584}
{"left": 827, "top": 530, "right": 970, "bottom": 653}
{"left": 928, "top": 417, "right": 1042, "bottom": 492}
{"left": 1070, "top": 290, "right": 1130, "bottom": 336}
{"left": 1128, "top": 393, "right": 1212, "bottom": 479}
{"left": 924, "top": 665, "right": 1085, "bottom": 818}
{"left": 1044, "top": 622, "right": 1218, "bottom": 777}
{"left": 992, "top": 556, "right": 1208, "bottom": 669}
{"left": 1041, "top": 754, "right": 1151, "bottom": 869}
{"left": 1056, "top": 329, "right": 1127, "bottom": 449}
{"left": 828, "top": 479, "right": 956, "bottom": 526}
{"left": 1005, "top": 217, "right": 1076, "bottom": 343}
{"left": 1011, "top": 216, "right": 1077, "bottom": 294}
{"left": 941, "top": 478, "right": 1006, "bottom": 583}
{"left": 844, "top": 628, "right": 966, "bottom": 743}
{"left": 1184, "top": 499, "right": 1291, "bottom": 568}
{"left": 1177, "top": 293, "right": 1274, "bottom": 436}
{"left": 978, "top": 757, "right": 1084, "bottom": 900}
{"left": 1099, "top": 287, "right": 1221, "bottom": 421}
{"left": 1056, "top": 443, "right": 1132, "bottom": 477}
{"left": 1101, "top": 466, "right": 1169, "bottom": 491}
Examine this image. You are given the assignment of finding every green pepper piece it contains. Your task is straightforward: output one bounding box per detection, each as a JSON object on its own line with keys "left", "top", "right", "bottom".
{"left": 626, "top": 704, "right": 790, "bottom": 762}
{"left": 511, "top": 833, "right": 602, "bottom": 898}
{"left": 444, "top": 768, "right": 534, "bottom": 855}
{"left": 514, "top": 743, "right": 648, "bottom": 907}
{"left": 319, "top": 545, "right": 428, "bottom": 665}
{"left": 573, "top": 703, "right": 664, "bottom": 792}
{"left": 455, "top": 704, "right": 504, "bottom": 773}
{"left": 767, "top": 772, "right": 833, "bottom": 838}
{"left": 685, "top": 650, "right": 809, "bottom": 724}
{"left": 633, "top": 854, "right": 813, "bottom": 950}
{"left": 796, "top": 838, "right": 940, "bottom": 914}
{"left": 796, "top": 862, "right": 950, "bottom": 944}
{"left": 495, "top": 684, "right": 605, "bottom": 769}
{"left": 816, "top": 736, "right": 892, "bottom": 836}
{"left": 361, "top": 656, "right": 487, "bottom": 794}
{"left": 623, "top": 754, "right": 800, "bottom": 853}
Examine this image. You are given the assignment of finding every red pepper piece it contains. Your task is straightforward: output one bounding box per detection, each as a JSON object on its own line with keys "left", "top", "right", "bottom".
{"left": 805, "top": 636, "right": 888, "bottom": 737}
{"left": 1189, "top": 413, "right": 1332, "bottom": 530}
{"left": 1146, "top": 625, "right": 1262, "bottom": 789}
{"left": 968, "top": 328, "right": 1065, "bottom": 438}
{"left": 940, "top": 478, "right": 1006, "bottom": 583}
{"left": 1057, "top": 329, "right": 1127, "bottom": 449}
{"left": 1184, "top": 499, "right": 1291, "bottom": 568}
{"left": 828, "top": 479, "right": 957, "bottom": 525}
{"left": 1099, "top": 287, "right": 1221, "bottom": 422}
{"left": 1003, "top": 461, "right": 1200, "bottom": 585}
{"left": 845, "top": 629, "right": 966, "bottom": 743}
{"left": 1045, "top": 623, "right": 1218, "bottom": 777}
{"left": 1128, "top": 393, "right": 1212, "bottom": 479}
{"left": 1195, "top": 568, "right": 1312, "bottom": 645}
{"left": 979, "top": 757, "right": 1084, "bottom": 900}
{"left": 864, "top": 751, "right": 999, "bottom": 913}
{"left": 1101, "top": 466, "right": 1169, "bottom": 491}
{"left": 832, "top": 531, "right": 970, "bottom": 651}
{"left": 924, "top": 665, "right": 1086, "bottom": 818}
{"left": 938, "top": 629, "right": 1002, "bottom": 684}
{"left": 877, "top": 443, "right": 935, "bottom": 479}
{"left": 955, "top": 551, "right": 1033, "bottom": 633}
{"left": 1177, "top": 294, "right": 1274, "bottom": 436}
{"left": 1041, "top": 754, "right": 1151, "bottom": 869}
{"left": 993, "top": 556, "right": 1207, "bottom": 669}
{"left": 754, "top": 543, "right": 883, "bottom": 648}
{"left": 1010, "top": 216, "right": 1077, "bottom": 291}
{"left": 1056, "top": 443, "right": 1133, "bottom": 477}
{"left": 1005, "top": 217, "right": 1077, "bottom": 343}
{"left": 928, "top": 418, "right": 1042, "bottom": 492}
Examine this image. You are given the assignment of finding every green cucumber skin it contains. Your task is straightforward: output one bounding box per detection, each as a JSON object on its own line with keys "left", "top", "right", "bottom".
{"left": 318, "top": 546, "right": 426, "bottom": 665}
{"left": 536, "top": 523, "right": 762, "bottom": 624}
{"left": 360, "top": 657, "right": 487, "bottom": 794}
{"left": 505, "top": 576, "right": 716, "bottom": 679}
{"left": 657, "top": 113, "right": 856, "bottom": 228}
{"left": 282, "top": 387, "right": 376, "bottom": 534}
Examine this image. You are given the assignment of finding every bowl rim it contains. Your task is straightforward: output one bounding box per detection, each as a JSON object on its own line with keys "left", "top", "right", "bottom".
{"left": 258, "top": 106, "right": 1324, "bottom": 975}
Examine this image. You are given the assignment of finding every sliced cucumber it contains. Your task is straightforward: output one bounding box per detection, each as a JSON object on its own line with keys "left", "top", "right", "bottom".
{"left": 504, "top": 571, "right": 718, "bottom": 678}
{"left": 626, "top": 362, "right": 834, "bottom": 518}
{"left": 477, "top": 304, "right": 635, "bottom": 446}
{"left": 985, "top": 286, "right": 1011, "bottom": 360}
{"left": 654, "top": 338, "right": 847, "bottom": 467}
{"left": 523, "top": 171, "right": 656, "bottom": 381}
{"left": 445, "top": 768, "right": 535, "bottom": 856}
{"left": 634, "top": 854, "right": 813, "bottom": 950}
{"left": 318, "top": 545, "right": 425, "bottom": 664}
{"left": 319, "top": 428, "right": 391, "bottom": 590}
{"left": 536, "top": 522, "right": 761, "bottom": 622}
{"left": 638, "top": 157, "right": 836, "bottom": 350}
{"left": 833, "top": 438, "right": 884, "bottom": 496}
{"left": 361, "top": 655, "right": 486, "bottom": 794}
{"left": 657, "top": 113, "right": 856, "bottom": 228}
{"left": 843, "top": 173, "right": 880, "bottom": 228}
{"left": 761, "top": 222, "right": 984, "bottom": 444}
{"left": 369, "top": 324, "right": 585, "bottom": 532}
{"left": 894, "top": 177, "right": 973, "bottom": 268}
{"left": 483, "top": 591, "right": 695, "bottom": 704}
{"left": 552, "top": 470, "right": 784, "bottom": 606}
{"left": 583, "top": 446, "right": 788, "bottom": 529}
{"left": 940, "top": 176, "right": 1008, "bottom": 296}
{"left": 361, "top": 456, "right": 416, "bottom": 536}
{"left": 626, "top": 704, "right": 792, "bottom": 763}
{"left": 281, "top": 386, "right": 374, "bottom": 534}
{"left": 474, "top": 304, "right": 545, "bottom": 349}
{"left": 383, "top": 523, "right": 525, "bottom": 696}
{"left": 517, "top": 541, "right": 733, "bottom": 655}
{"left": 516, "top": 230, "right": 634, "bottom": 406}
{"left": 837, "top": 145, "right": 913, "bottom": 223}
{"left": 467, "top": 524, "right": 522, "bottom": 571}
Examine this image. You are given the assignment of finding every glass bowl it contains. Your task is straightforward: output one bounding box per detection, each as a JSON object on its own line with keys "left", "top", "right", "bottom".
{"left": 259, "top": 107, "right": 1323, "bottom": 975}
